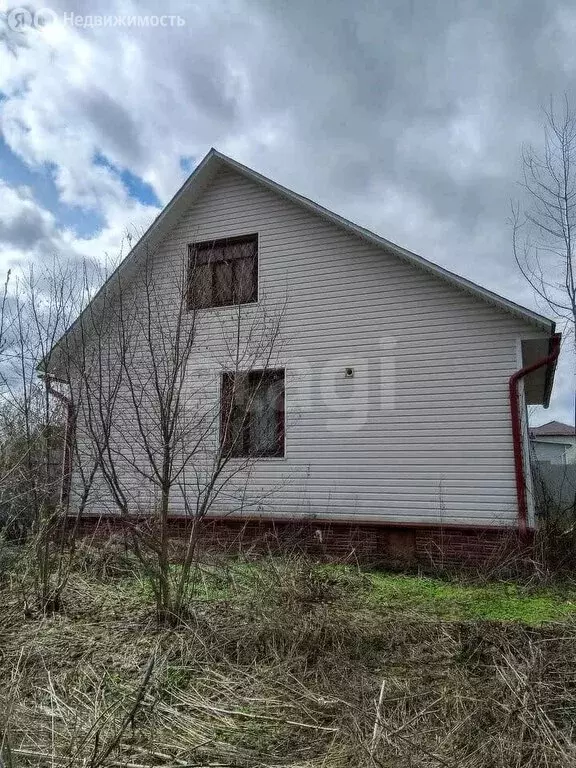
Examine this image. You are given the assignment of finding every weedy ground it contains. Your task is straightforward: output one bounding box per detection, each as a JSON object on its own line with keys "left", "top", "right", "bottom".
{"left": 2, "top": 543, "right": 576, "bottom": 767}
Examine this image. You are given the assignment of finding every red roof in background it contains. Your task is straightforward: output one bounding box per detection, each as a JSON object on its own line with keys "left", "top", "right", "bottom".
{"left": 530, "top": 421, "right": 575, "bottom": 437}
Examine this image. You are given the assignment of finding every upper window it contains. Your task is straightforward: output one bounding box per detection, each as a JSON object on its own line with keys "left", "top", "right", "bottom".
{"left": 187, "top": 234, "right": 258, "bottom": 309}
{"left": 221, "top": 369, "right": 285, "bottom": 458}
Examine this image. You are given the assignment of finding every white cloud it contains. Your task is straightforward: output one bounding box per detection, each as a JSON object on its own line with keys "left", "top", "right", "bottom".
{"left": 0, "top": 172, "right": 155, "bottom": 275}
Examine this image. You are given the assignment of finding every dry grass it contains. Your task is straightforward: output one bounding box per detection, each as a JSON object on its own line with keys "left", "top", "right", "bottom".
{"left": 2, "top": 547, "right": 576, "bottom": 767}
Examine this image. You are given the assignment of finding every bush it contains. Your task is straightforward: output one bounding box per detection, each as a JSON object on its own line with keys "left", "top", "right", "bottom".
{"left": 0, "top": 407, "right": 64, "bottom": 542}
{"left": 534, "top": 512, "right": 576, "bottom": 578}
{"left": 73, "top": 536, "right": 144, "bottom": 580}
{"left": 237, "top": 556, "right": 369, "bottom": 613}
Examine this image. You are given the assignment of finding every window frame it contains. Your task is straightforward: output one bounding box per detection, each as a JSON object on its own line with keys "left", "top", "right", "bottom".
{"left": 220, "top": 368, "right": 286, "bottom": 459}
{"left": 187, "top": 233, "right": 259, "bottom": 310}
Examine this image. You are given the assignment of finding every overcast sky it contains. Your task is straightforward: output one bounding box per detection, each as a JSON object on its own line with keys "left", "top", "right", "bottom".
{"left": 0, "top": 0, "right": 574, "bottom": 424}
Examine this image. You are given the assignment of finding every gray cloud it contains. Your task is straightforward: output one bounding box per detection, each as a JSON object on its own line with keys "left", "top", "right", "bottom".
{"left": 78, "top": 87, "right": 144, "bottom": 168}
{"left": 0, "top": 205, "right": 51, "bottom": 249}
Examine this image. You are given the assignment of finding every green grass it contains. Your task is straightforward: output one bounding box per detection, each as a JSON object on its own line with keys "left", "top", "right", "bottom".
{"left": 170, "top": 560, "right": 576, "bottom": 625}
{"left": 367, "top": 572, "right": 576, "bottom": 624}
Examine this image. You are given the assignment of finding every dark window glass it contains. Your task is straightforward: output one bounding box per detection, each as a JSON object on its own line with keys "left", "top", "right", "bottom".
{"left": 221, "top": 369, "right": 285, "bottom": 457}
{"left": 187, "top": 234, "right": 258, "bottom": 309}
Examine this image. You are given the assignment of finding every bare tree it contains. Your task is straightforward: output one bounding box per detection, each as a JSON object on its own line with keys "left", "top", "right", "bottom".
{"left": 0, "top": 235, "right": 286, "bottom": 618}
{"left": 512, "top": 96, "right": 576, "bottom": 524}
{"left": 0, "top": 258, "right": 106, "bottom": 611}
{"left": 512, "top": 97, "right": 576, "bottom": 347}
{"left": 60, "top": 243, "right": 285, "bottom": 620}
{"left": 0, "top": 271, "right": 10, "bottom": 358}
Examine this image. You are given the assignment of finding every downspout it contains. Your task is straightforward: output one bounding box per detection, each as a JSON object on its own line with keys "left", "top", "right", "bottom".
{"left": 509, "top": 333, "right": 561, "bottom": 539}
{"left": 44, "top": 376, "right": 75, "bottom": 507}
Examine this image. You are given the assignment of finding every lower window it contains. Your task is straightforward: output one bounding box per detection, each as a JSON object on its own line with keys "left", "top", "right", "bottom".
{"left": 221, "top": 369, "right": 285, "bottom": 457}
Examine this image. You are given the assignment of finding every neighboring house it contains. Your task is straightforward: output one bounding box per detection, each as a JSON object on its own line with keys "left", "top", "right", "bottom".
{"left": 44, "top": 149, "right": 560, "bottom": 565}
{"left": 530, "top": 422, "right": 576, "bottom": 512}
{"left": 530, "top": 421, "right": 576, "bottom": 465}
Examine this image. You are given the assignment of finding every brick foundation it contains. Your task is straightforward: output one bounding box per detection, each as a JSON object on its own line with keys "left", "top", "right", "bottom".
{"left": 70, "top": 514, "right": 532, "bottom": 569}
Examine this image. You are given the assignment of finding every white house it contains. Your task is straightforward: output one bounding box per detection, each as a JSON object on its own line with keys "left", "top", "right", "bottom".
{"left": 531, "top": 421, "right": 576, "bottom": 465}
{"left": 46, "top": 149, "right": 560, "bottom": 565}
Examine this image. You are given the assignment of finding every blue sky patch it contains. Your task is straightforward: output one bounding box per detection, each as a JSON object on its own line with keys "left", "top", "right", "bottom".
{"left": 179, "top": 155, "right": 196, "bottom": 175}
{"left": 94, "top": 152, "right": 160, "bottom": 207}
{"left": 0, "top": 136, "right": 105, "bottom": 238}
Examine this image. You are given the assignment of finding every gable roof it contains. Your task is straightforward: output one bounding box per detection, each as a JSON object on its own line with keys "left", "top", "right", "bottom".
{"left": 44, "top": 147, "right": 556, "bottom": 372}
{"left": 209, "top": 150, "right": 554, "bottom": 331}
{"left": 531, "top": 421, "right": 575, "bottom": 437}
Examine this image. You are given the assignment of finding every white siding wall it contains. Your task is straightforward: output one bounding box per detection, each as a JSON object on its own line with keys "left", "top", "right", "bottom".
{"left": 74, "top": 167, "right": 548, "bottom": 527}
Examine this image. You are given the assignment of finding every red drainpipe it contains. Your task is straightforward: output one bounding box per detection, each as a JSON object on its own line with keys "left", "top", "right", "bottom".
{"left": 509, "top": 333, "right": 561, "bottom": 538}
{"left": 44, "top": 376, "right": 75, "bottom": 507}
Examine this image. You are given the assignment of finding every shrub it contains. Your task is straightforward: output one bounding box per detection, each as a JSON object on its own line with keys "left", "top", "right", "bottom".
{"left": 73, "top": 536, "right": 143, "bottom": 581}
